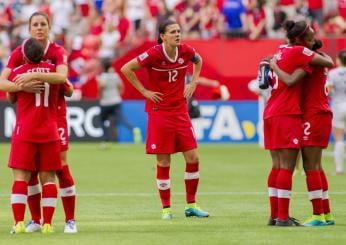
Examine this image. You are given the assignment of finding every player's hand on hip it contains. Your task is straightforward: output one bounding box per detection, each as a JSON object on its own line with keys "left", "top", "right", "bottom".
{"left": 21, "top": 80, "right": 45, "bottom": 93}
{"left": 143, "top": 90, "right": 163, "bottom": 103}
{"left": 14, "top": 73, "right": 36, "bottom": 86}
{"left": 184, "top": 82, "right": 197, "bottom": 98}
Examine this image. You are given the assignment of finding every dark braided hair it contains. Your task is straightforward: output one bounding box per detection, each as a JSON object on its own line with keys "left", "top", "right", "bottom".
{"left": 283, "top": 20, "right": 309, "bottom": 44}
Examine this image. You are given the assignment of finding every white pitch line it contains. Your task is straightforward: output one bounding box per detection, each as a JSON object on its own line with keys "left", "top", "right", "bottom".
{"left": 0, "top": 191, "right": 346, "bottom": 197}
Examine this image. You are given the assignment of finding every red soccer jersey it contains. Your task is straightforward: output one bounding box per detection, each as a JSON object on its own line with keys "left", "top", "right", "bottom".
{"left": 57, "top": 81, "right": 70, "bottom": 117}
{"left": 301, "top": 66, "right": 331, "bottom": 116}
{"left": 6, "top": 41, "right": 68, "bottom": 70}
{"left": 137, "top": 43, "right": 196, "bottom": 113}
{"left": 264, "top": 45, "right": 315, "bottom": 119}
{"left": 9, "top": 62, "right": 60, "bottom": 142}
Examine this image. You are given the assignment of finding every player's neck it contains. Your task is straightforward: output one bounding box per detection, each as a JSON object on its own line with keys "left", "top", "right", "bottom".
{"left": 163, "top": 43, "right": 177, "bottom": 60}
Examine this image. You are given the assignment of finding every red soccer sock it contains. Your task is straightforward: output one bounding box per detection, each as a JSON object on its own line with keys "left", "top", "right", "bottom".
{"left": 11, "top": 180, "right": 28, "bottom": 224}
{"left": 27, "top": 172, "right": 41, "bottom": 223}
{"left": 42, "top": 183, "right": 58, "bottom": 225}
{"left": 57, "top": 165, "right": 76, "bottom": 222}
{"left": 185, "top": 162, "right": 199, "bottom": 204}
{"left": 276, "top": 168, "right": 293, "bottom": 221}
{"left": 156, "top": 165, "right": 170, "bottom": 208}
{"left": 320, "top": 170, "right": 331, "bottom": 214}
{"left": 267, "top": 168, "right": 279, "bottom": 219}
{"left": 306, "top": 170, "right": 323, "bottom": 215}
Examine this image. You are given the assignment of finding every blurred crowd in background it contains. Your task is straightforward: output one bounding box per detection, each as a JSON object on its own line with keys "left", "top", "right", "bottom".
{"left": 0, "top": 0, "right": 346, "bottom": 99}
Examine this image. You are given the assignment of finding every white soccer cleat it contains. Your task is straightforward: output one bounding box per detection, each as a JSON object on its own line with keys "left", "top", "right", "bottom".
{"left": 25, "top": 220, "right": 41, "bottom": 233}
{"left": 64, "top": 219, "right": 78, "bottom": 233}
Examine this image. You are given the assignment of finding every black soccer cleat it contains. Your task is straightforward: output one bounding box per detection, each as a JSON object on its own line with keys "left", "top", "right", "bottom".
{"left": 267, "top": 217, "right": 277, "bottom": 226}
{"left": 275, "top": 217, "right": 301, "bottom": 227}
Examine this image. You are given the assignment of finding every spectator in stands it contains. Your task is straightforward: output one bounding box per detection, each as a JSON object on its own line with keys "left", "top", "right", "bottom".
{"left": 10, "top": 0, "right": 38, "bottom": 45}
{"left": 98, "top": 21, "right": 121, "bottom": 60}
{"left": 200, "top": 0, "right": 224, "bottom": 39}
{"left": 265, "top": 0, "right": 287, "bottom": 38}
{"left": 324, "top": 12, "right": 346, "bottom": 35}
{"left": 179, "top": 0, "right": 202, "bottom": 38}
{"left": 155, "top": 0, "right": 175, "bottom": 36}
{"left": 279, "top": 0, "right": 295, "bottom": 18}
{"left": 50, "top": 0, "right": 74, "bottom": 39}
{"left": 246, "top": 0, "right": 266, "bottom": 40}
{"left": 222, "top": 0, "right": 248, "bottom": 37}
{"left": 338, "top": 0, "right": 346, "bottom": 20}
{"left": 307, "top": 0, "right": 324, "bottom": 33}
{"left": 295, "top": 0, "right": 311, "bottom": 21}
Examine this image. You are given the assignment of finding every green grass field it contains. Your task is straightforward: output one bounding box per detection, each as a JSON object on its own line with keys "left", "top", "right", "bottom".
{"left": 0, "top": 143, "right": 345, "bottom": 245}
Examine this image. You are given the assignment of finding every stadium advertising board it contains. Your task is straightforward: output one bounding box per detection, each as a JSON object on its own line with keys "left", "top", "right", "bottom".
{"left": 0, "top": 100, "right": 261, "bottom": 143}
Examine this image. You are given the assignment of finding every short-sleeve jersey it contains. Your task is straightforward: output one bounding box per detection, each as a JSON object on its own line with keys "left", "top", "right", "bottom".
{"left": 137, "top": 43, "right": 196, "bottom": 113}
{"left": 264, "top": 45, "right": 315, "bottom": 119}
{"left": 302, "top": 66, "right": 331, "bottom": 116}
{"left": 6, "top": 41, "right": 68, "bottom": 69}
{"left": 9, "top": 62, "right": 60, "bottom": 142}
{"left": 327, "top": 66, "right": 346, "bottom": 104}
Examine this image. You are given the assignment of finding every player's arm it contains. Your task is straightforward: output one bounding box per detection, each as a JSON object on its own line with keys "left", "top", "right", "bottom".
{"left": 64, "top": 79, "right": 74, "bottom": 97}
{"left": 13, "top": 64, "right": 68, "bottom": 85}
{"left": 1, "top": 68, "right": 45, "bottom": 93}
{"left": 309, "top": 52, "right": 334, "bottom": 68}
{"left": 270, "top": 58, "right": 306, "bottom": 87}
{"left": 121, "top": 58, "right": 163, "bottom": 103}
{"left": 7, "top": 92, "right": 18, "bottom": 104}
{"left": 184, "top": 53, "right": 202, "bottom": 98}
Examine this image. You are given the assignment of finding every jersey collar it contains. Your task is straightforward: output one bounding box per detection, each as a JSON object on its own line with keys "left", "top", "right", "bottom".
{"left": 162, "top": 43, "right": 178, "bottom": 63}
{"left": 43, "top": 40, "right": 50, "bottom": 56}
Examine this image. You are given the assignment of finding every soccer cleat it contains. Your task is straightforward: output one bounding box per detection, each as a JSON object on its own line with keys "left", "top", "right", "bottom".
{"left": 41, "top": 224, "right": 54, "bottom": 234}
{"left": 275, "top": 217, "right": 301, "bottom": 226}
{"left": 303, "top": 214, "right": 327, "bottom": 227}
{"left": 267, "top": 217, "right": 277, "bottom": 226}
{"left": 10, "top": 221, "right": 26, "bottom": 234}
{"left": 185, "top": 203, "right": 209, "bottom": 218}
{"left": 64, "top": 219, "right": 78, "bottom": 233}
{"left": 162, "top": 208, "right": 173, "bottom": 220}
{"left": 133, "top": 127, "right": 142, "bottom": 144}
{"left": 324, "top": 213, "right": 335, "bottom": 225}
{"left": 25, "top": 220, "right": 41, "bottom": 233}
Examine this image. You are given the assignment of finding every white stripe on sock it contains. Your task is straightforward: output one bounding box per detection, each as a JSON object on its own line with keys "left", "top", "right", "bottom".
{"left": 277, "top": 189, "right": 291, "bottom": 198}
{"left": 184, "top": 171, "right": 199, "bottom": 180}
{"left": 156, "top": 179, "right": 170, "bottom": 190}
{"left": 322, "top": 191, "right": 329, "bottom": 200}
{"left": 28, "top": 184, "right": 41, "bottom": 196}
{"left": 42, "top": 198, "right": 57, "bottom": 207}
{"left": 268, "top": 187, "right": 278, "bottom": 197}
{"left": 11, "top": 194, "right": 27, "bottom": 204}
{"left": 60, "top": 185, "right": 76, "bottom": 197}
{"left": 308, "top": 189, "right": 323, "bottom": 200}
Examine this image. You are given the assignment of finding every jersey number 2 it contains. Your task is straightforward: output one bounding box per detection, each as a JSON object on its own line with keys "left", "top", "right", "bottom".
{"left": 35, "top": 83, "right": 50, "bottom": 107}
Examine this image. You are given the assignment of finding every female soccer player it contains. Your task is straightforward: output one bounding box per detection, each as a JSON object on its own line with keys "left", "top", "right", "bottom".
{"left": 6, "top": 38, "right": 63, "bottom": 234}
{"left": 263, "top": 20, "right": 333, "bottom": 226}
{"left": 121, "top": 20, "right": 209, "bottom": 219}
{"left": 1, "top": 12, "right": 77, "bottom": 233}
{"left": 270, "top": 39, "right": 335, "bottom": 226}
{"left": 327, "top": 50, "right": 346, "bottom": 175}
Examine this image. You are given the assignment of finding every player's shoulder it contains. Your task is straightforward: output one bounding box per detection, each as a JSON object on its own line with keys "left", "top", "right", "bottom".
{"left": 179, "top": 43, "right": 195, "bottom": 53}
{"left": 292, "top": 45, "right": 314, "bottom": 57}
{"left": 48, "top": 41, "right": 68, "bottom": 54}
